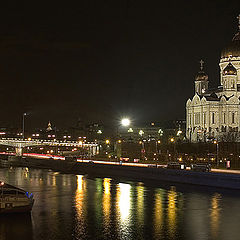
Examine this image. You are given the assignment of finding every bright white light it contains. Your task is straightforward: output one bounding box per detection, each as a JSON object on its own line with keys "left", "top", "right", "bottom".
{"left": 139, "top": 130, "right": 144, "bottom": 136}
{"left": 118, "top": 183, "right": 131, "bottom": 220}
{"left": 121, "top": 118, "right": 130, "bottom": 127}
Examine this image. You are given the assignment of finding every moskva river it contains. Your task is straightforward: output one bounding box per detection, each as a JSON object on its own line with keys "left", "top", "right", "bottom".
{"left": 0, "top": 167, "right": 240, "bottom": 240}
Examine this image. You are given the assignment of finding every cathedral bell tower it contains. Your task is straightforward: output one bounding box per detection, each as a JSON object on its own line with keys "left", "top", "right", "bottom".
{"left": 195, "top": 60, "right": 209, "bottom": 95}
{"left": 222, "top": 59, "right": 238, "bottom": 95}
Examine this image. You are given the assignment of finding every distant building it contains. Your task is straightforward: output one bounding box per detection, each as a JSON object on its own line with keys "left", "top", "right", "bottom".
{"left": 118, "top": 122, "right": 182, "bottom": 143}
{"left": 186, "top": 15, "right": 240, "bottom": 142}
{"left": 46, "top": 121, "right": 53, "bottom": 132}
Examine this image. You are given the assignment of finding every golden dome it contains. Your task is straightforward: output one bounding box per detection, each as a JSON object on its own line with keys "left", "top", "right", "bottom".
{"left": 221, "top": 15, "right": 240, "bottom": 58}
{"left": 221, "top": 32, "right": 240, "bottom": 58}
{"left": 195, "top": 60, "right": 208, "bottom": 81}
{"left": 195, "top": 71, "right": 208, "bottom": 81}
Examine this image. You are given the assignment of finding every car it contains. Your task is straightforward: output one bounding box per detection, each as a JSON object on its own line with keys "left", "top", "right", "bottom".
{"left": 167, "top": 162, "right": 186, "bottom": 170}
{"left": 191, "top": 163, "right": 211, "bottom": 172}
{"left": 147, "top": 164, "right": 157, "bottom": 168}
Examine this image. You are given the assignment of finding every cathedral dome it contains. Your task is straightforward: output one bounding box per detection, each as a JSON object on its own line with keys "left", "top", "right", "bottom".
{"left": 221, "top": 16, "right": 240, "bottom": 58}
{"left": 195, "top": 60, "right": 208, "bottom": 81}
{"left": 223, "top": 62, "right": 237, "bottom": 75}
{"left": 221, "top": 32, "right": 240, "bottom": 58}
{"left": 195, "top": 70, "right": 208, "bottom": 81}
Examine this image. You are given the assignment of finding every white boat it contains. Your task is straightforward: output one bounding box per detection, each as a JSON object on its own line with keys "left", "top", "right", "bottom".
{"left": 0, "top": 181, "right": 34, "bottom": 213}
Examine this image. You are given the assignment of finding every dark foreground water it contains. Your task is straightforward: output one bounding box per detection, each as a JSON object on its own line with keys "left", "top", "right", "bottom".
{"left": 0, "top": 167, "right": 240, "bottom": 240}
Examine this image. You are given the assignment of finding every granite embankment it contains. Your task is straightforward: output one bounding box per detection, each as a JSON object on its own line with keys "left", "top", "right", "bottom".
{"left": 4, "top": 156, "right": 240, "bottom": 190}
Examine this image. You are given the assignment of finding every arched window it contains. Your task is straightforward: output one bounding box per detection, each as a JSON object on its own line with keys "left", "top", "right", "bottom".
{"left": 232, "top": 112, "right": 235, "bottom": 124}
{"left": 212, "top": 112, "right": 215, "bottom": 124}
{"left": 203, "top": 112, "right": 206, "bottom": 124}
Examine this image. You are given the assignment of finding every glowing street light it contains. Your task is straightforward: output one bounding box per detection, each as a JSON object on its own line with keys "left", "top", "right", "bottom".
{"left": 121, "top": 118, "right": 130, "bottom": 127}
{"left": 139, "top": 130, "right": 144, "bottom": 136}
{"left": 22, "top": 113, "right": 27, "bottom": 140}
{"left": 170, "top": 137, "right": 175, "bottom": 143}
{"left": 106, "top": 140, "right": 110, "bottom": 144}
{"left": 214, "top": 140, "right": 219, "bottom": 167}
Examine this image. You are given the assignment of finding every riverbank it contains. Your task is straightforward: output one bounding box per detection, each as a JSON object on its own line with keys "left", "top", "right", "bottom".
{"left": 3, "top": 156, "right": 240, "bottom": 190}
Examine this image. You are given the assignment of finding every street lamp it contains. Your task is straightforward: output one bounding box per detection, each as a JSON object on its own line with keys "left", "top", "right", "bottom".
{"left": 139, "top": 130, "right": 144, "bottom": 137}
{"left": 214, "top": 140, "right": 219, "bottom": 167}
{"left": 170, "top": 137, "right": 176, "bottom": 159}
{"left": 156, "top": 140, "right": 161, "bottom": 154}
{"left": 121, "top": 118, "right": 130, "bottom": 127}
{"left": 22, "top": 113, "right": 27, "bottom": 140}
{"left": 138, "top": 130, "right": 145, "bottom": 160}
{"left": 158, "top": 129, "right": 163, "bottom": 136}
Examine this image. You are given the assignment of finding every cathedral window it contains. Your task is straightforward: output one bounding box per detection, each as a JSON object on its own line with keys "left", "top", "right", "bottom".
{"left": 203, "top": 112, "right": 206, "bottom": 124}
{"left": 212, "top": 112, "right": 215, "bottom": 124}
{"left": 223, "top": 112, "right": 226, "bottom": 124}
{"left": 195, "top": 113, "right": 200, "bottom": 125}
{"left": 232, "top": 112, "right": 235, "bottom": 124}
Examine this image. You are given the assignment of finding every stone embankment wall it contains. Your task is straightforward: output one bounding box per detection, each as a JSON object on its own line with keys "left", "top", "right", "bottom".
{"left": 5, "top": 156, "right": 240, "bottom": 190}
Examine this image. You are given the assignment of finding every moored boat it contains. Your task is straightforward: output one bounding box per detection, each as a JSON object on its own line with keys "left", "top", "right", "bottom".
{"left": 0, "top": 181, "right": 34, "bottom": 213}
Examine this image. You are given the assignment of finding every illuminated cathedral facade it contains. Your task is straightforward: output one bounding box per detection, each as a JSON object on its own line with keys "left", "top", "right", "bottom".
{"left": 186, "top": 15, "right": 240, "bottom": 142}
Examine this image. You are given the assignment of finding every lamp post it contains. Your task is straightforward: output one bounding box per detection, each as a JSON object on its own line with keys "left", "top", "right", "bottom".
{"left": 22, "top": 113, "right": 27, "bottom": 140}
{"left": 170, "top": 137, "right": 175, "bottom": 159}
{"left": 156, "top": 140, "right": 161, "bottom": 154}
{"left": 139, "top": 130, "right": 145, "bottom": 160}
{"left": 214, "top": 140, "right": 219, "bottom": 167}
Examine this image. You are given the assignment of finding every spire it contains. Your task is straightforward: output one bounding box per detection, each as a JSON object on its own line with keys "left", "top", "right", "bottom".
{"left": 195, "top": 59, "right": 208, "bottom": 81}
{"left": 200, "top": 59, "right": 204, "bottom": 71}
{"left": 195, "top": 59, "right": 208, "bottom": 94}
{"left": 46, "top": 121, "right": 53, "bottom": 132}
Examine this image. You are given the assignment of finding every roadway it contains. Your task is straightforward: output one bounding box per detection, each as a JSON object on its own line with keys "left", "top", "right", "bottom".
{"left": 1, "top": 152, "right": 240, "bottom": 175}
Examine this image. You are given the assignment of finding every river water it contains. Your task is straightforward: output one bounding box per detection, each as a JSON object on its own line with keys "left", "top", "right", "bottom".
{"left": 0, "top": 167, "right": 240, "bottom": 240}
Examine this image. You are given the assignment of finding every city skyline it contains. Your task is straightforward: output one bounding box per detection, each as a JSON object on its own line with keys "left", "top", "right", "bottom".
{"left": 0, "top": 1, "right": 239, "bottom": 130}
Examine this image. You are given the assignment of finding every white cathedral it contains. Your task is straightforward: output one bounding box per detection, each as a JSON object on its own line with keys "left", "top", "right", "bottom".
{"left": 186, "top": 16, "right": 240, "bottom": 142}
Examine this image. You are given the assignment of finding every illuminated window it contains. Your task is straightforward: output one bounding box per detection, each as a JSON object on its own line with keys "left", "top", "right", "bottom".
{"left": 203, "top": 112, "right": 206, "bottom": 124}
{"left": 212, "top": 113, "right": 215, "bottom": 124}
{"left": 223, "top": 112, "right": 226, "bottom": 124}
{"left": 195, "top": 113, "right": 200, "bottom": 125}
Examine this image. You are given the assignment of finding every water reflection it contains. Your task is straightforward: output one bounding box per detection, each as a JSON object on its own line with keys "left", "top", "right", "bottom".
{"left": 167, "top": 187, "right": 177, "bottom": 239}
{"left": 136, "top": 183, "right": 144, "bottom": 226}
{"left": 210, "top": 193, "right": 222, "bottom": 239}
{"left": 103, "top": 178, "right": 111, "bottom": 238}
{"left": 116, "top": 182, "right": 132, "bottom": 239}
{"left": 154, "top": 189, "right": 163, "bottom": 238}
{"left": 74, "top": 175, "right": 87, "bottom": 239}
{"left": 0, "top": 167, "right": 240, "bottom": 240}
{"left": 117, "top": 183, "right": 131, "bottom": 221}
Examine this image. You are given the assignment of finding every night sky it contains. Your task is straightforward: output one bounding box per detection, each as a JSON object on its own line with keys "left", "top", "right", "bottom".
{"left": 0, "top": 1, "right": 239, "bottom": 130}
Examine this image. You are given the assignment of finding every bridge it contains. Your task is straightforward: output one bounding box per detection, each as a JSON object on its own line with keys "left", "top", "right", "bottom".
{"left": 0, "top": 138, "right": 99, "bottom": 156}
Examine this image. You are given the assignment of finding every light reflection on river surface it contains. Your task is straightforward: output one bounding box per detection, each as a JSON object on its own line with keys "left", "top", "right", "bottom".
{"left": 1, "top": 167, "right": 240, "bottom": 240}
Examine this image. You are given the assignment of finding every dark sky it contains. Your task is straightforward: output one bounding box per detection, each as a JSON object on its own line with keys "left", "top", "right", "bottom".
{"left": 0, "top": 0, "right": 239, "bottom": 130}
